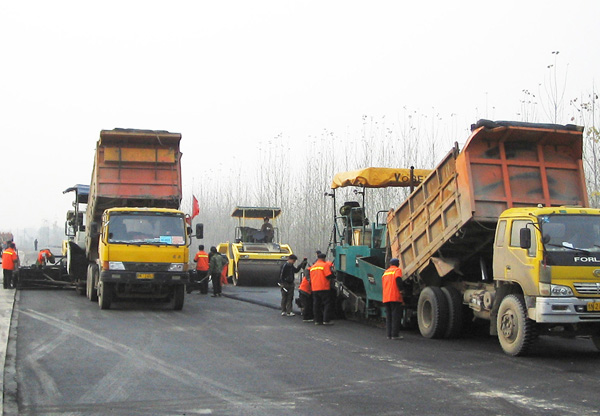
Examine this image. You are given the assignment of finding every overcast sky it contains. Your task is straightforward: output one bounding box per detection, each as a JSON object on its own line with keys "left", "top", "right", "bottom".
{"left": 1, "top": 1, "right": 599, "bottom": 237}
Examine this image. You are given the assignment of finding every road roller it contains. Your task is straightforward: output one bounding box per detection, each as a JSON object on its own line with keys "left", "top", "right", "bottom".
{"left": 218, "top": 206, "right": 294, "bottom": 286}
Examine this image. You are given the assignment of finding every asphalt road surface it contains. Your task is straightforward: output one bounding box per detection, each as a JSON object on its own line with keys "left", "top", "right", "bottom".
{"left": 6, "top": 286, "right": 600, "bottom": 416}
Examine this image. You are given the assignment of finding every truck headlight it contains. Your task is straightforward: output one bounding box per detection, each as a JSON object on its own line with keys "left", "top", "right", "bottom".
{"left": 109, "top": 261, "right": 125, "bottom": 270}
{"left": 168, "top": 263, "right": 184, "bottom": 272}
{"left": 550, "top": 284, "right": 573, "bottom": 297}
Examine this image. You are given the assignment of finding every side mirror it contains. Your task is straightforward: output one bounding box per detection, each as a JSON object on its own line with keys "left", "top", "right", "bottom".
{"left": 65, "top": 221, "right": 75, "bottom": 238}
{"left": 520, "top": 227, "right": 531, "bottom": 249}
{"left": 195, "top": 223, "right": 204, "bottom": 239}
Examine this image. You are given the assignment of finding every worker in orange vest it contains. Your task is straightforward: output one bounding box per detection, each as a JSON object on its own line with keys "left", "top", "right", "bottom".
{"left": 382, "top": 258, "right": 404, "bottom": 340}
{"left": 2, "top": 243, "right": 19, "bottom": 289}
{"left": 298, "top": 265, "right": 313, "bottom": 322}
{"left": 36, "top": 248, "right": 55, "bottom": 266}
{"left": 191, "top": 245, "right": 210, "bottom": 294}
{"left": 310, "top": 252, "right": 335, "bottom": 325}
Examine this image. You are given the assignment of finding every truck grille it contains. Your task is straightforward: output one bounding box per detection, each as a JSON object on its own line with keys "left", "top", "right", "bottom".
{"left": 123, "top": 262, "right": 170, "bottom": 272}
{"left": 573, "top": 283, "right": 600, "bottom": 295}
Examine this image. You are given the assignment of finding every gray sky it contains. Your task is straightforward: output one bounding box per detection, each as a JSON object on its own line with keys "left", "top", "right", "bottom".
{"left": 1, "top": 1, "right": 599, "bottom": 235}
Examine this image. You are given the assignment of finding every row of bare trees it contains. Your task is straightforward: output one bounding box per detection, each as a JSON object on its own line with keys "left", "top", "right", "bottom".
{"left": 185, "top": 110, "right": 459, "bottom": 260}
{"left": 186, "top": 55, "right": 599, "bottom": 261}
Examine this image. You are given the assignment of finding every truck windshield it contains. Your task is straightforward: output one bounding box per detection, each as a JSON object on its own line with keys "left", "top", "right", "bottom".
{"left": 107, "top": 213, "right": 186, "bottom": 246}
{"left": 540, "top": 214, "right": 600, "bottom": 263}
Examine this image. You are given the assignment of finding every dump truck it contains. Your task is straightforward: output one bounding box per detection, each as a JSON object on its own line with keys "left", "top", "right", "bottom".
{"left": 329, "top": 167, "right": 430, "bottom": 319}
{"left": 65, "top": 129, "right": 193, "bottom": 310}
{"left": 218, "top": 206, "right": 293, "bottom": 286}
{"left": 387, "top": 119, "right": 600, "bottom": 355}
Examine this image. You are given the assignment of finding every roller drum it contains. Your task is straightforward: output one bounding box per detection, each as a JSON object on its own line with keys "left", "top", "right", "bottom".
{"left": 236, "top": 260, "right": 285, "bottom": 286}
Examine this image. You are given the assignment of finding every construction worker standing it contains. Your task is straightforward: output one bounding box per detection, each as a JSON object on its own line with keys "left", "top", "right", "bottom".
{"left": 298, "top": 267, "right": 313, "bottom": 322}
{"left": 278, "top": 254, "right": 306, "bottom": 316}
{"left": 382, "top": 258, "right": 404, "bottom": 340}
{"left": 310, "top": 252, "right": 335, "bottom": 325}
{"left": 2, "top": 243, "right": 19, "bottom": 289}
{"left": 191, "top": 245, "right": 210, "bottom": 294}
{"left": 208, "top": 246, "right": 224, "bottom": 297}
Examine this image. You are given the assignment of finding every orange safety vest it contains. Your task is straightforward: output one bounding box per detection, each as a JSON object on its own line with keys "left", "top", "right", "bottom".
{"left": 2, "top": 248, "right": 17, "bottom": 270}
{"left": 382, "top": 265, "right": 403, "bottom": 303}
{"left": 299, "top": 275, "right": 312, "bottom": 294}
{"left": 37, "top": 249, "right": 52, "bottom": 264}
{"left": 309, "top": 260, "right": 333, "bottom": 292}
{"left": 194, "top": 251, "right": 209, "bottom": 271}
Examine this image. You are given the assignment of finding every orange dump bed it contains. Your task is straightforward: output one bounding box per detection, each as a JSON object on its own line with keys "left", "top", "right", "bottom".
{"left": 88, "top": 129, "right": 182, "bottom": 224}
{"left": 387, "top": 120, "right": 586, "bottom": 278}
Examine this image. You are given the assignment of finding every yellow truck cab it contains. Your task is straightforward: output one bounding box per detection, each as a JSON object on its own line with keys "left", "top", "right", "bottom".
{"left": 491, "top": 206, "right": 600, "bottom": 353}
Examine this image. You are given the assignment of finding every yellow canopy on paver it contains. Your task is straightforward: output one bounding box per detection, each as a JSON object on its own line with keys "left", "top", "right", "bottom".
{"left": 330, "top": 167, "right": 431, "bottom": 189}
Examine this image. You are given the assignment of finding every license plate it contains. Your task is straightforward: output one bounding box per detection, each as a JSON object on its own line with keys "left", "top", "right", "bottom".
{"left": 137, "top": 273, "right": 154, "bottom": 280}
{"left": 586, "top": 302, "right": 600, "bottom": 312}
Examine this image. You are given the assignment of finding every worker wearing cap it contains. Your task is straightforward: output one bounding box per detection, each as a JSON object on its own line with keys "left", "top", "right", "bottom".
{"left": 279, "top": 254, "right": 306, "bottom": 316}
{"left": 310, "top": 252, "right": 335, "bottom": 325}
{"left": 36, "top": 248, "right": 55, "bottom": 267}
{"left": 191, "top": 245, "right": 209, "bottom": 294}
{"left": 2, "top": 243, "right": 19, "bottom": 289}
{"left": 382, "top": 258, "right": 404, "bottom": 340}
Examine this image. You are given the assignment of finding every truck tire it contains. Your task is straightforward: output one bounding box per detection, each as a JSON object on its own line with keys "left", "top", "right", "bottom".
{"left": 496, "top": 294, "right": 536, "bottom": 356}
{"left": 442, "top": 286, "right": 464, "bottom": 339}
{"left": 86, "top": 264, "right": 99, "bottom": 302}
{"left": 98, "top": 282, "right": 112, "bottom": 310}
{"left": 417, "top": 286, "right": 449, "bottom": 339}
{"left": 173, "top": 285, "right": 185, "bottom": 310}
{"left": 86, "top": 264, "right": 98, "bottom": 302}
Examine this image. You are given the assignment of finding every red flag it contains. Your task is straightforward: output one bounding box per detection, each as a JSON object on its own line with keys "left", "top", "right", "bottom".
{"left": 192, "top": 195, "right": 200, "bottom": 219}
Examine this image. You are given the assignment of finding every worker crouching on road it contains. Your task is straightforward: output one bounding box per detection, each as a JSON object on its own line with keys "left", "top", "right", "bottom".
{"left": 297, "top": 268, "right": 313, "bottom": 322}
{"left": 36, "top": 248, "right": 55, "bottom": 267}
{"left": 310, "top": 252, "right": 335, "bottom": 325}
{"left": 2, "top": 243, "right": 19, "bottom": 289}
{"left": 279, "top": 254, "right": 306, "bottom": 316}
{"left": 382, "top": 258, "right": 404, "bottom": 340}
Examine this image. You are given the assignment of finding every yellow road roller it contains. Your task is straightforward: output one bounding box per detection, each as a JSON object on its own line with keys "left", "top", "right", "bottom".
{"left": 218, "top": 206, "right": 293, "bottom": 286}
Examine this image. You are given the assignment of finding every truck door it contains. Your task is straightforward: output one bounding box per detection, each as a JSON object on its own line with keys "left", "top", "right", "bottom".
{"left": 501, "top": 219, "right": 538, "bottom": 294}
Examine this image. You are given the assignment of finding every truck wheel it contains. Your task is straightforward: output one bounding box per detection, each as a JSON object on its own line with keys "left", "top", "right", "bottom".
{"left": 86, "top": 264, "right": 98, "bottom": 302}
{"left": 98, "top": 282, "right": 112, "bottom": 310}
{"left": 417, "top": 286, "right": 449, "bottom": 339}
{"left": 442, "top": 286, "right": 464, "bottom": 339}
{"left": 173, "top": 285, "right": 185, "bottom": 310}
{"left": 496, "top": 294, "right": 536, "bottom": 356}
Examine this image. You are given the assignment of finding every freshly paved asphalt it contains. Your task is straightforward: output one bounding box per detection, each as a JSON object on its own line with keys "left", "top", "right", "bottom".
{"left": 0, "top": 283, "right": 292, "bottom": 415}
